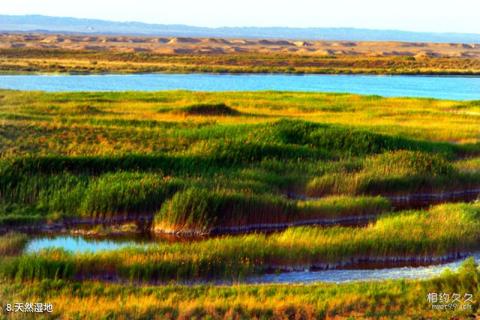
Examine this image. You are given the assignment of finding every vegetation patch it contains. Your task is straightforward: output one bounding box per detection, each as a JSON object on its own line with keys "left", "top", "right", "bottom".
{"left": 2, "top": 57, "right": 480, "bottom": 319}
{"left": 155, "top": 190, "right": 391, "bottom": 234}
{"left": 154, "top": 188, "right": 295, "bottom": 233}
{"left": 69, "top": 105, "right": 106, "bottom": 115}
{"left": 3, "top": 43, "right": 480, "bottom": 76}
{"left": 4, "top": 203, "right": 478, "bottom": 283}
{"left": 178, "top": 103, "right": 240, "bottom": 116}
{"left": 306, "top": 150, "right": 480, "bottom": 196}
{"left": 1, "top": 260, "right": 479, "bottom": 319}
{"left": 0, "top": 171, "right": 184, "bottom": 223}
{"left": 1, "top": 91, "right": 479, "bottom": 232}
{"left": 269, "top": 120, "right": 458, "bottom": 156}
{"left": 297, "top": 195, "right": 390, "bottom": 219}
{"left": 0, "top": 233, "right": 28, "bottom": 256}
{"left": 79, "top": 172, "right": 184, "bottom": 219}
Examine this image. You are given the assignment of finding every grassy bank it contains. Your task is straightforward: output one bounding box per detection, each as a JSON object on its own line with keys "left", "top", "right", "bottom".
{"left": 1, "top": 259, "right": 478, "bottom": 319}
{"left": 2, "top": 90, "right": 480, "bottom": 147}
{"left": 2, "top": 48, "right": 480, "bottom": 75}
{"left": 2, "top": 203, "right": 479, "bottom": 282}
{"left": 306, "top": 150, "right": 480, "bottom": 196}
{"left": 155, "top": 191, "right": 389, "bottom": 234}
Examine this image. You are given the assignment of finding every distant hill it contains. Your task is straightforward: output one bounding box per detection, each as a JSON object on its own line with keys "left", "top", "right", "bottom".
{"left": 2, "top": 15, "right": 480, "bottom": 43}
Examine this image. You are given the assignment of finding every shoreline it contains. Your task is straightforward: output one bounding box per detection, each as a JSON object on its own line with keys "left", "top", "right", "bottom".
{"left": 23, "top": 251, "right": 472, "bottom": 286}
{"left": 3, "top": 70, "right": 480, "bottom": 77}
{"left": 2, "top": 187, "right": 478, "bottom": 237}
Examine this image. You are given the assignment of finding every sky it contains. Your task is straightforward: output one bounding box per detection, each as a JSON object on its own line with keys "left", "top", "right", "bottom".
{"left": 1, "top": 0, "right": 480, "bottom": 33}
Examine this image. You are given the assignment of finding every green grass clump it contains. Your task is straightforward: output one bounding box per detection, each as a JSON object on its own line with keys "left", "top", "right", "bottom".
{"left": 306, "top": 150, "right": 471, "bottom": 196}
{"left": 155, "top": 191, "right": 391, "bottom": 233}
{"left": 0, "top": 172, "right": 86, "bottom": 205}
{"left": 366, "top": 150, "right": 454, "bottom": 176}
{"left": 80, "top": 172, "right": 184, "bottom": 219}
{"left": 0, "top": 249, "right": 75, "bottom": 281}
{"left": 0, "top": 155, "right": 186, "bottom": 176}
{"left": 0, "top": 233, "right": 28, "bottom": 256}
{"left": 205, "top": 140, "right": 326, "bottom": 164}
{"left": 179, "top": 103, "right": 240, "bottom": 116}
{"left": 0, "top": 173, "right": 89, "bottom": 223}
{"left": 297, "top": 195, "right": 391, "bottom": 219}
{"left": 0, "top": 171, "right": 184, "bottom": 222}
{"left": 269, "top": 120, "right": 457, "bottom": 157}
{"left": 155, "top": 188, "right": 295, "bottom": 233}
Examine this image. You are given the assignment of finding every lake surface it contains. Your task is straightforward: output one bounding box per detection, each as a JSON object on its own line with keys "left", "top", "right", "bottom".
{"left": 26, "top": 235, "right": 478, "bottom": 284}
{"left": 1, "top": 74, "right": 480, "bottom": 100}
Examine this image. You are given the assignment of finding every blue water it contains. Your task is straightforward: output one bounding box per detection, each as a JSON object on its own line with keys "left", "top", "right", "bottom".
{"left": 25, "top": 236, "right": 149, "bottom": 253}
{"left": 1, "top": 74, "right": 480, "bottom": 100}
{"left": 248, "top": 255, "right": 480, "bottom": 284}
{"left": 25, "top": 235, "right": 479, "bottom": 283}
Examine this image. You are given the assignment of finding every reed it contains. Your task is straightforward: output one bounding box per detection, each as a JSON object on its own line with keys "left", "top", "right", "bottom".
{"left": 155, "top": 189, "right": 390, "bottom": 233}
{"left": 1, "top": 259, "right": 478, "bottom": 319}
{"left": 79, "top": 172, "right": 183, "bottom": 219}
{"left": 0, "top": 232, "right": 28, "bottom": 256}
{"left": 1, "top": 90, "right": 479, "bottom": 239}
{"left": 154, "top": 188, "right": 296, "bottom": 233}
{"left": 269, "top": 120, "right": 458, "bottom": 157}
{"left": 297, "top": 195, "right": 390, "bottom": 218}
{"left": 3, "top": 204, "right": 479, "bottom": 282}
{"left": 306, "top": 150, "right": 480, "bottom": 196}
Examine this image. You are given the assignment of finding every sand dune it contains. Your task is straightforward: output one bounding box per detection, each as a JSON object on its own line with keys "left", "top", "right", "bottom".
{"left": 168, "top": 37, "right": 202, "bottom": 44}
{"left": 1, "top": 33, "right": 480, "bottom": 58}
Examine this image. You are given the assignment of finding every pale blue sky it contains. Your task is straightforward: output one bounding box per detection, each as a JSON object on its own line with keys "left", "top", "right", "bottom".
{"left": 1, "top": 0, "right": 479, "bottom": 33}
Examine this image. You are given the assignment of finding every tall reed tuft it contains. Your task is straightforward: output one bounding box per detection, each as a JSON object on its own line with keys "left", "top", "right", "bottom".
{"left": 0, "top": 233, "right": 28, "bottom": 256}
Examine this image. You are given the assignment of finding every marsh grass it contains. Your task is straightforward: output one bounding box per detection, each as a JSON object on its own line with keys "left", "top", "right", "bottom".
{"left": 178, "top": 103, "right": 240, "bottom": 116}
{"left": 1, "top": 91, "right": 480, "bottom": 235}
{"left": 1, "top": 138, "right": 478, "bottom": 227}
{"left": 1, "top": 259, "right": 480, "bottom": 320}
{"left": 306, "top": 150, "right": 479, "bottom": 196}
{"left": 297, "top": 195, "right": 390, "bottom": 218}
{"left": 79, "top": 172, "right": 183, "bottom": 219}
{"left": 3, "top": 203, "right": 479, "bottom": 282}
{"left": 269, "top": 120, "right": 458, "bottom": 157}
{"left": 155, "top": 188, "right": 296, "bottom": 232}
{"left": 0, "top": 171, "right": 185, "bottom": 223}
{"left": 155, "top": 189, "right": 390, "bottom": 232}
{"left": 1, "top": 72, "right": 480, "bottom": 319}
{"left": 1, "top": 259, "right": 478, "bottom": 319}
{"left": 0, "top": 232, "right": 28, "bottom": 256}
{"left": 0, "top": 259, "right": 476, "bottom": 319}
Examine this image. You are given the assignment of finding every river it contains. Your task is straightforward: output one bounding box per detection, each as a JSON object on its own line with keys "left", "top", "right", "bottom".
{"left": 1, "top": 74, "right": 480, "bottom": 100}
